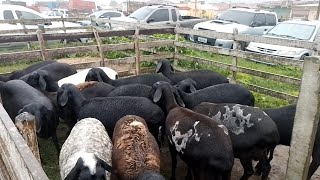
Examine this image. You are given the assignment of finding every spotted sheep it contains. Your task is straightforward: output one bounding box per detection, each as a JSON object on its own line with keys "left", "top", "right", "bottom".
{"left": 152, "top": 81, "right": 234, "bottom": 180}
{"left": 59, "top": 118, "right": 114, "bottom": 180}
{"left": 193, "top": 102, "right": 279, "bottom": 180}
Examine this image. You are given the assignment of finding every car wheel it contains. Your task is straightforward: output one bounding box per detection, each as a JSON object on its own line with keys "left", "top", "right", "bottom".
{"left": 300, "top": 54, "right": 308, "bottom": 60}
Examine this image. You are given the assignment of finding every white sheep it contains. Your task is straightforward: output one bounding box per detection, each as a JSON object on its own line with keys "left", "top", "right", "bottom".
{"left": 58, "top": 67, "right": 118, "bottom": 87}
{"left": 59, "top": 118, "right": 113, "bottom": 180}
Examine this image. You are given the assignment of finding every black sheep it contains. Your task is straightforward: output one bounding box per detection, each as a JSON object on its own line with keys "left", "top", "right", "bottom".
{"left": 156, "top": 59, "right": 229, "bottom": 89}
{"left": 77, "top": 81, "right": 115, "bottom": 99}
{"left": 85, "top": 67, "right": 171, "bottom": 87}
{"left": 1, "top": 80, "right": 60, "bottom": 152}
{"left": 177, "top": 83, "right": 255, "bottom": 109}
{"left": 264, "top": 104, "right": 320, "bottom": 180}
{"left": 8, "top": 60, "right": 57, "bottom": 80}
{"left": 20, "top": 69, "right": 59, "bottom": 92}
{"left": 193, "top": 102, "right": 280, "bottom": 180}
{"left": 56, "top": 83, "right": 165, "bottom": 143}
{"left": 152, "top": 81, "right": 234, "bottom": 180}
{"left": 107, "top": 84, "right": 152, "bottom": 99}
{"left": 19, "top": 62, "right": 77, "bottom": 82}
{"left": 175, "top": 78, "right": 197, "bottom": 93}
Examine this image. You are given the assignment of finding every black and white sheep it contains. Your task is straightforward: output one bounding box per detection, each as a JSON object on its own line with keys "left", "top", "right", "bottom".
{"left": 112, "top": 115, "right": 164, "bottom": 180}
{"left": 57, "top": 83, "right": 165, "bottom": 143}
{"left": 1, "top": 80, "right": 59, "bottom": 151}
{"left": 107, "top": 84, "right": 152, "bottom": 99}
{"left": 156, "top": 59, "right": 229, "bottom": 89}
{"left": 20, "top": 69, "right": 59, "bottom": 92}
{"left": 85, "top": 67, "right": 171, "bottom": 87}
{"left": 177, "top": 82, "right": 255, "bottom": 109}
{"left": 193, "top": 102, "right": 280, "bottom": 180}
{"left": 263, "top": 104, "right": 320, "bottom": 180}
{"left": 58, "top": 67, "right": 118, "bottom": 87}
{"left": 152, "top": 81, "right": 234, "bottom": 180}
{"left": 59, "top": 117, "right": 114, "bottom": 180}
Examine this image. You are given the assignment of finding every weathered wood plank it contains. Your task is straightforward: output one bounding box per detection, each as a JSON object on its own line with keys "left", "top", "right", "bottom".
{"left": 176, "top": 27, "right": 316, "bottom": 50}
{"left": 0, "top": 51, "right": 41, "bottom": 63}
{"left": 246, "top": 84, "right": 298, "bottom": 102}
{"left": 140, "top": 40, "right": 174, "bottom": 48}
{"left": 0, "top": 104, "right": 49, "bottom": 180}
{"left": 46, "top": 45, "right": 98, "bottom": 57}
{"left": 286, "top": 57, "right": 320, "bottom": 180}
{"left": 101, "top": 43, "right": 134, "bottom": 51}
{"left": 175, "top": 41, "right": 304, "bottom": 67}
{"left": 0, "top": 34, "right": 38, "bottom": 43}
{"left": 0, "top": 26, "right": 92, "bottom": 35}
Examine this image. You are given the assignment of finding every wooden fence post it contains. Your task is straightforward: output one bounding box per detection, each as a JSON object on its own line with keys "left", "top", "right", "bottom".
{"left": 61, "top": 15, "right": 67, "bottom": 45}
{"left": 15, "top": 112, "right": 41, "bottom": 165}
{"left": 286, "top": 56, "right": 320, "bottom": 180}
{"left": 173, "top": 24, "right": 180, "bottom": 69}
{"left": 230, "top": 28, "right": 239, "bottom": 84}
{"left": 134, "top": 26, "right": 141, "bottom": 75}
{"left": 93, "top": 28, "right": 105, "bottom": 67}
{"left": 36, "top": 26, "right": 47, "bottom": 61}
{"left": 20, "top": 18, "right": 31, "bottom": 49}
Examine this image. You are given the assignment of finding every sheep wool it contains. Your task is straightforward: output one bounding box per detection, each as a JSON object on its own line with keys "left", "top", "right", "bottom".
{"left": 112, "top": 115, "right": 161, "bottom": 180}
{"left": 59, "top": 118, "right": 113, "bottom": 180}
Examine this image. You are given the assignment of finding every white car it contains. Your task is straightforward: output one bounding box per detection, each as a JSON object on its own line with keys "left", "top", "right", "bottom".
{"left": 0, "top": 5, "right": 87, "bottom": 48}
{"left": 77, "top": 10, "right": 125, "bottom": 27}
{"left": 190, "top": 8, "right": 278, "bottom": 50}
{"left": 246, "top": 20, "right": 320, "bottom": 60}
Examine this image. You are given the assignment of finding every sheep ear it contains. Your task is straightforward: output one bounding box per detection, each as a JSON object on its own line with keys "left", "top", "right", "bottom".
{"left": 58, "top": 91, "right": 69, "bottom": 107}
{"left": 96, "top": 156, "right": 116, "bottom": 174}
{"left": 174, "top": 89, "right": 185, "bottom": 107}
{"left": 155, "top": 61, "right": 163, "bottom": 73}
{"left": 96, "top": 72, "right": 103, "bottom": 82}
{"left": 170, "top": 64, "right": 174, "bottom": 72}
{"left": 64, "top": 158, "right": 82, "bottom": 180}
{"left": 39, "top": 74, "right": 47, "bottom": 91}
{"left": 153, "top": 87, "right": 162, "bottom": 103}
{"left": 190, "top": 85, "right": 196, "bottom": 93}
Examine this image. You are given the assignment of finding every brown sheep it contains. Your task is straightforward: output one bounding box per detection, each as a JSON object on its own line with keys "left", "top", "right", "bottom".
{"left": 112, "top": 115, "right": 164, "bottom": 180}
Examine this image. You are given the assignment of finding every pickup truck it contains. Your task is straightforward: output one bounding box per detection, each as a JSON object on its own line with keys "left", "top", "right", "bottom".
{"left": 107, "top": 5, "right": 206, "bottom": 30}
{"left": 0, "top": 4, "right": 87, "bottom": 48}
{"left": 190, "top": 7, "right": 278, "bottom": 50}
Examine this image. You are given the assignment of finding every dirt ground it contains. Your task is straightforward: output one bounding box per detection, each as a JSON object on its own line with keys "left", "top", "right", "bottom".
{"left": 53, "top": 58, "right": 320, "bottom": 179}
{"left": 159, "top": 145, "right": 320, "bottom": 180}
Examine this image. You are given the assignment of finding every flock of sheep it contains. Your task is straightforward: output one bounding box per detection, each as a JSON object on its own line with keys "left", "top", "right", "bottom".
{"left": 0, "top": 59, "right": 319, "bottom": 180}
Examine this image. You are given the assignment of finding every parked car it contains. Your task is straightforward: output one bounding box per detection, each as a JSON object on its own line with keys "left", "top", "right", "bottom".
{"left": 51, "top": 8, "right": 70, "bottom": 18}
{"left": 46, "top": 11, "right": 65, "bottom": 18}
{"left": 77, "top": 10, "right": 125, "bottom": 27}
{"left": 190, "top": 7, "right": 278, "bottom": 50}
{"left": 106, "top": 5, "right": 206, "bottom": 30}
{"left": 0, "top": 5, "right": 87, "bottom": 48}
{"left": 246, "top": 20, "right": 320, "bottom": 60}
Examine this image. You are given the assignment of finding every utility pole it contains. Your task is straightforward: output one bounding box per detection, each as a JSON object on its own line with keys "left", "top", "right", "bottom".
{"left": 316, "top": 0, "right": 320, "bottom": 20}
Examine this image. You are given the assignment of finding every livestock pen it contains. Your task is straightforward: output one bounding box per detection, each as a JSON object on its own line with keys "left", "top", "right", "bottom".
{"left": 0, "top": 17, "right": 319, "bottom": 179}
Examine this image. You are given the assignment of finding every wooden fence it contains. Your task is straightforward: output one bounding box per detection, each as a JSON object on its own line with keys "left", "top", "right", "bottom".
{"left": 0, "top": 18, "right": 319, "bottom": 179}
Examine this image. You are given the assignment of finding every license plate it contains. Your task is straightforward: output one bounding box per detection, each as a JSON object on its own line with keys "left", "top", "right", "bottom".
{"left": 198, "top": 37, "right": 207, "bottom": 43}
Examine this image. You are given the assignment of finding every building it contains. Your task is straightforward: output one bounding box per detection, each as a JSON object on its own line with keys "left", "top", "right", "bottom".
{"left": 291, "top": 3, "right": 319, "bottom": 20}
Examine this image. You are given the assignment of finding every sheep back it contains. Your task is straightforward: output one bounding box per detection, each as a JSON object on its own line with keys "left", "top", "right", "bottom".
{"left": 112, "top": 115, "right": 161, "bottom": 180}
{"left": 59, "top": 117, "right": 113, "bottom": 180}
{"left": 107, "top": 84, "right": 152, "bottom": 99}
{"left": 77, "top": 81, "right": 115, "bottom": 99}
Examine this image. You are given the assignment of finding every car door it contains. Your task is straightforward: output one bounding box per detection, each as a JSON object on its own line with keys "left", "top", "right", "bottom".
{"left": 2, "top": 10, "right": 24, "bottom": 31}
{"left": 15, "top": 10, "right": 45, "bottom": 30}
{"left": 146, "top": 9, "right": 170, "bottom": 26}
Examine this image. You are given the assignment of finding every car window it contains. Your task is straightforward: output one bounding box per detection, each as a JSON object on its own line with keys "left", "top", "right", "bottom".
{"left": 100, "top": 12, "right": 121, "bottom": 18}
{"left": 148, "top": 9, "right": 169, "bottom": 22}
{"left": 3, "top": 10, "right": 14, "bottom": 20}
{"left": 217, "top": 10, "right": 255, "bottom": 26}
{"left": 171, "top": 9, "right": 177, "bottom": 22}
{"left": 16, "top": 10, "right": 43, "bottom": 19}
{"left": 266, "top": 23, "right": 315, "bottom": 40}
{"left": 254, "top": 14, "right": 266, "bottom": 26}
{"left": 266, "top": 14, "right": 277, "bottom": 26}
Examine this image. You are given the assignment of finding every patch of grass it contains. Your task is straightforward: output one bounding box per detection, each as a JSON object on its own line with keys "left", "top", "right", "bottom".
{"left": 0, "top": 60, "right": 42, "bottom": 74}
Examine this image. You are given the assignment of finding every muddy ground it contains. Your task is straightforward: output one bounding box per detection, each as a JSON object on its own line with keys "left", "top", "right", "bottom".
{"left": 51, "top": 58, "right": 320, "bottom": 179}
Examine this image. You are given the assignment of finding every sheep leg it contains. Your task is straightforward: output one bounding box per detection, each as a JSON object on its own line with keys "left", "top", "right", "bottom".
{"left": 260, "top": 154, "right": 271, "bottom": 180}
{"left": 185, "top": 166, "right": 192, "bottom": 180}
{"left": 239, "top": 157, "right": 254, "bottom": 180}
{"left": 51, "top": 132, "right": 61, "bottom": 155}
{"left": 169, "top": 143, "right": 177, "bottom": 180}
{"left": 254, "top": 160, "right": 263, "bottom": 176}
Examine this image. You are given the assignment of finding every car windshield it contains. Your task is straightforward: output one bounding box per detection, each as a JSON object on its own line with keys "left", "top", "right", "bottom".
{"left": 129, "top": 6, "right": 154, "bottom": 20}
{"left": 217, "top": 10, "right": 255, "bottom": 26}
{"left": 266, "top": 23, "right": 316, "bottom": 40}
